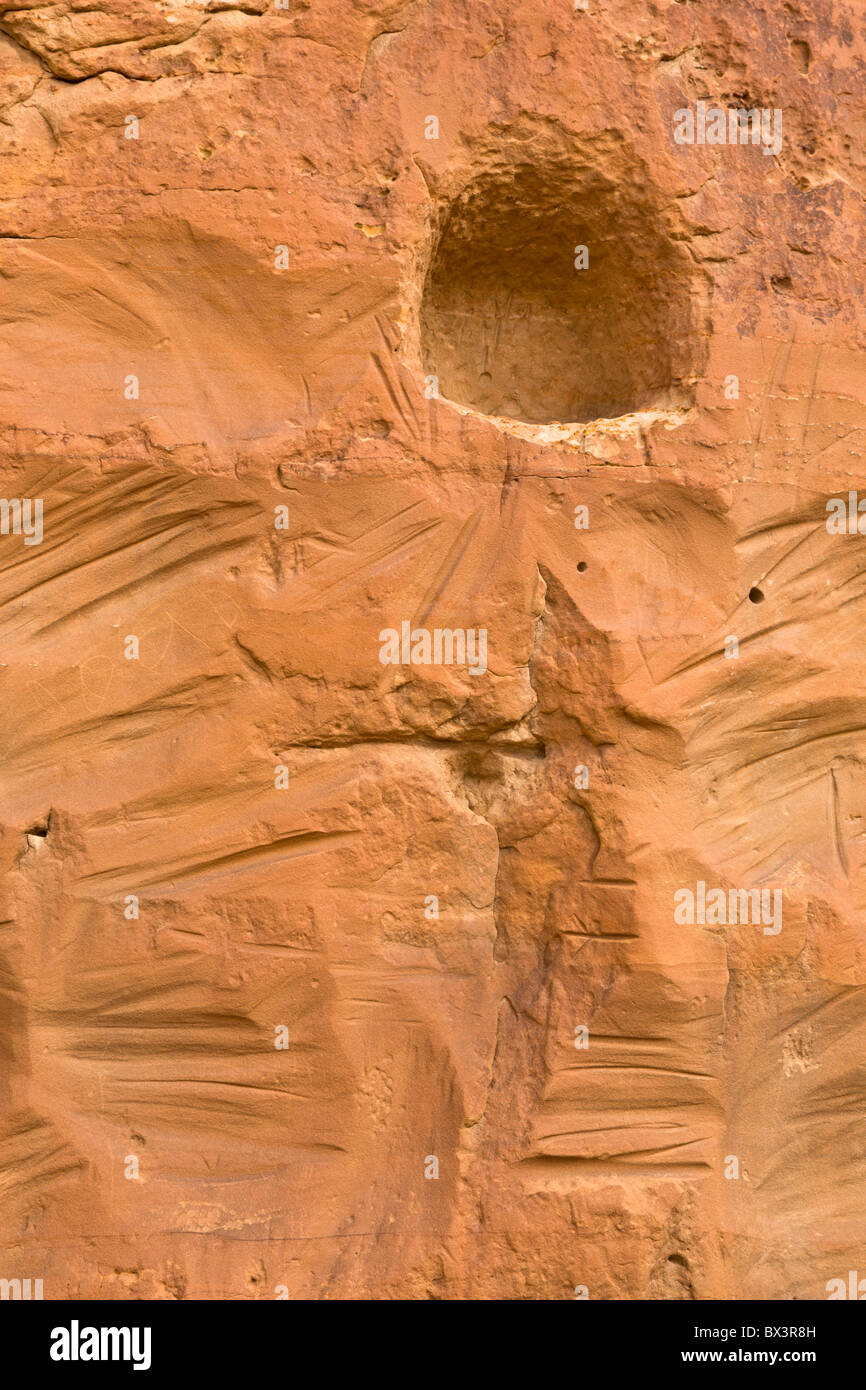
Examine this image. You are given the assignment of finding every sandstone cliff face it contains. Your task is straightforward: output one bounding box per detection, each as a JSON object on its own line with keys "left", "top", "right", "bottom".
{"left": 0, "top": 0, "right": 864, "bottom": 1300}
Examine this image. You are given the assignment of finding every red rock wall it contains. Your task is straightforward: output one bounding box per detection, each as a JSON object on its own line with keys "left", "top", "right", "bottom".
{"left": 0, "top": 0, "right": 864, "bottom": 1299}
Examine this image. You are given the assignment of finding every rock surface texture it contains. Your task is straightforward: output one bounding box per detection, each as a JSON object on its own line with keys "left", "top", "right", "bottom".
{"left": 0, "top": 0, "right": 864, "bottom": 1300}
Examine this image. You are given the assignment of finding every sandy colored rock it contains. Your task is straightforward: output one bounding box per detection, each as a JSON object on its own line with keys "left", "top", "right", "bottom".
{"left": 0, "top": 0, "right": 864, "bottom": 1300}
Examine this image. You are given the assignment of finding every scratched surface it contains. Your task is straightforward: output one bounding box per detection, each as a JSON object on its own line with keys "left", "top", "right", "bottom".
{"left": 0, "top": 0, "right": 865, "bottom": 1299}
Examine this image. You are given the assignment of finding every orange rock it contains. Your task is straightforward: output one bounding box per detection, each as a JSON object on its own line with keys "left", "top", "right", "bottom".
{"left": 0, "top": 0, "right": 864, "bottom": 1301}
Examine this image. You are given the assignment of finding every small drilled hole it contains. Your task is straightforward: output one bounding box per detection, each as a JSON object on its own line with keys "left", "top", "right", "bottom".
{"left": 748, "top": 587, "right": 764, "bottom": 603}
{"left": 577, "top": 561, "right": 588, "bottom": 573}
